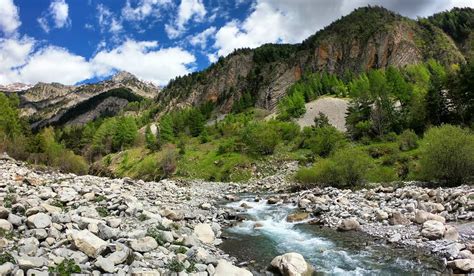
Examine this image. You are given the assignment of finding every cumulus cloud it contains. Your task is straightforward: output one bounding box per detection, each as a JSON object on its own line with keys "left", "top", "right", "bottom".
{"left": 0, "top": 38, "right": 196, "bottom": 86}
{"left": 189, "top": 26, "right": 216, "bottom": 49}
{"left": 97, "top": 4, "right": 123, "bottom": 35}
{"left": 211, "top": 0, "right": 474, "bottom": 58}
{"left": 37, "top": 0, "right": 71, "bottom": 33}
{"left": 92, "top": 40, "right": 196, "bottom": 85}
{"left": 122, "top": 0, "right": 171, "bottom": 21}
{"left": 165, "top": 0, "right": 206, "bottom": 38}
{"left": 0, "top": 0, "right": 21, "bottom": 36}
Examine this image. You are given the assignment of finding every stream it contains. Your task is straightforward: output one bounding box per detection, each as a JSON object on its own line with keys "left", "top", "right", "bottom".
{"left": 220, "top": 196, "right": 444, "bottom": 275}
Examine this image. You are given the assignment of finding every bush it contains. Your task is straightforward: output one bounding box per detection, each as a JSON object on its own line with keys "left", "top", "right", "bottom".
{"left": 239, "top": 122, "right": 280, "bottom": 155}
{"left": 418, "top": 125, "right": 474, "bottom": 185}
{"left": 300, "top": 126, "right": 346, "bottom": 157}
{"left": 398, "top": 129, "right": 418, "bottom": 151}
{"left": 48, "top": 259, "right": 81, "bottom": 275}
{"left": 160, "top": 147, "right": 177, "bottom": 178}
{"left": 366, "top": 166, "right": 399, "bottom": 183}
{"left": 295, "top": 147, "right": 371, "bottom": 189}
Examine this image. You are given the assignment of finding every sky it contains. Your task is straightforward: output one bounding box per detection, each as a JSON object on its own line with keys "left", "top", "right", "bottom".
{"left": 0, "top": 0, "right": 473, "bottom": 86}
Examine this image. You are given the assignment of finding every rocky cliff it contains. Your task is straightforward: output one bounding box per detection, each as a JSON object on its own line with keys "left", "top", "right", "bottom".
{"left": 159, "top": 6, "right": 468, "bottom": 113}
{"left": 11, "top": 71, "right": 159, "bottom": 129}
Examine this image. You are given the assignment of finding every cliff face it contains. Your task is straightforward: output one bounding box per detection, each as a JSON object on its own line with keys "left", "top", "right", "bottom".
{"left": 159, "top": 7, "right": 468, "bottom": 113}
{"left": 13, "top": 71, "right": 160, "bottom": 129}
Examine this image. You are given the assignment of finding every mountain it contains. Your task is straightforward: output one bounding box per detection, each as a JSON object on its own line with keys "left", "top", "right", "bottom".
{"left": 159, "top": 6, "right": 468, "bottom": 114}
{"left": 10, "top": 71, "right": 159, "bottom": 130}
{"left": 0, "top": 83, "right": 34, "bottom": 92}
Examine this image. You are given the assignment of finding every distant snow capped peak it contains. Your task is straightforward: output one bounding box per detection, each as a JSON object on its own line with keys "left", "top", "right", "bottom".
{"left": 0, "top": 82, "right": 34, "bottom": 92}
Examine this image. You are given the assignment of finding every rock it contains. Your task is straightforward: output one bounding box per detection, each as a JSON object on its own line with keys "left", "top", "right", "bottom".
{"left": 388, "top": 233, "right": 402, "bottom": 243}
{"left": 161, "top": 209, "right": 183, "bottom": 221}
{"left": 26, "top": 269, "right": 49, "bottom": 276}
{"left": 270, "top": 252, "right": 313, "bottom": 276}
{"left": 0, "top": 262, "right": 14, "bottom": 275}
{"left": 414, "top": 210, "right": 445, "bottom": 224}
{"left": 19, "top": 237, "right": 39, "bottom": 256}
{"left": 0, "top": 207, "right": 9, "bottom": 219}
{"left": 448, "top": 259, "right": 474, "bottom": 273}
{"left": 267, "top": 197, "right": 279, "bottom": 204}
{"left": 421, "top": 220, "right": 445, "bottom": 240}
{"left": 70, "top": 229, "right": 107, "bottom": 257}
{"left": 95, "top": 256, "right": 115, "bottom": 273}
{"left": 337, "top": 218, "right": 361, "bottom": 231}
{"left": 200, "top": 203, "right": 211, "bottom": 210}
{"left": 193, "top": 223, "right": 215, "bottom": 244}
{"left": 107, "top": 245, "right": 131, "bottom": 265}
{"left": 224, "top": 195, "right": 239, "bottom": 201}
{"left": 107, "top": 218, "right": 122, "bottom": 228}
{"left": 130, "top": 237, "right": 158, "bottom": 252}
{"left": 286, "top": 212, "right": 309, "bottom": 222}
{"left": 8, "top": 213, "right": 22, "bottom": 226}
{"left": 131, "top": 271, "right": 161, "bottom": 276}
{"left": 58, "top": 187, "right": 78, "bottom": 202}
{"left": 375, "top": 209, "right": 388, "bottom": 221}
{"left": 389, "top": 212, "right": 410, "bottom": 225}
{"left": 17, "top": 256, "right": 48, "bottom": 269}
{"left": 214, "top": 260, "right": 252, "bottom": 276}
{"left": 41, "top": 203, "right": 62, "bottom": 214}
{"left": 444, "top": 225, "right": 459, "bottom": 241}
{"left": 0, "top": 219, "right": 13, "bottom": 231}
{"left": 26, "top": 213, "right": 51, "bottom": 229}
{"left": 298, "top": 199, "right": 311, "bottom": 209}
{"left": 98, "top": 223, "right": 119, "bottom": 240}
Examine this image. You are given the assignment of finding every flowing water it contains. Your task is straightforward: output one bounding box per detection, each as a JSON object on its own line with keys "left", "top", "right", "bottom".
{"left": 220, "top": 197, "right": 444, "bottom": 275}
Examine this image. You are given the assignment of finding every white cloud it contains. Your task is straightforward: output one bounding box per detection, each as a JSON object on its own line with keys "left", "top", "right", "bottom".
{"left": 165, "top": 0, "right": 207, "bottom": 38}
{"left": 0, "top": 37, "right": 35, "bottom": 83}
{"left": 189, "top": 26, "right": 216, "bottom": 49}
{"left": 122, "top": 0, "right": 171, "bottom": 21}
{"left": 37, "top": 0, "right": 71, "bottom": 33}
{"left": 0, "top": 0, "right": 21, "bottom": 36}
{"left": 97, "top": 4, "right": 123, "bottom": 35}
{"left": 92, "top": 40, "right": 196, "bottom": 85}
{"left": 211, "top": 0, "right": 474, "bottom": 58}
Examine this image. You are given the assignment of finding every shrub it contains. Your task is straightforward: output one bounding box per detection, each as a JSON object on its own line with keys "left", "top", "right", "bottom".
{"left": 300, "top": 126, "right": 346, "bottom": 157}
{"left": 239, "top": 122, "right": 280, "bottom": 155}
{"left": 366, "top": 166, "right": 398, "bottom": 183}
{"left": 0, "top": 252, "right": 15, "bottom": 265}
{"left": 167, "top": 258, "right": 185, "bottom": 272}
{"left": 96, "top": 207, "right": 110, "bottom": 217}
{"left": 398, "top": 129, "right": 418, "bottom": 151}
{"left": 295, "top": 147, "right": 371, "bottom": 189}
{"left": 48, "top": 259, "right": 81, "bottom": 275}
{"left": 160, "top": 148, "right": 177, "bottom": 178}
{"left": 418, "top": 125, "right": 474, "bottom": 185}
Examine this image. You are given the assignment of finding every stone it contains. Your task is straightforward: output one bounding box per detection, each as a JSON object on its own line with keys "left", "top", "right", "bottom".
{"left": 41, "top": 203, "right": 62, "bottom": 214}
{"left": 337, "top": 218, "right": 361, "bottom": 231}
{"left": 298, "top": 199, "right": 311, "bottom": 209}
{"left": 414, "top": 210, "right": 445, "bottom": 224}
{"left": 107, "top": 245, "right": 131, "bottom": 265}
{"left": 8, "top": 213, "right": 22, "bottom": 226}
{"left": 98, "top": 223, "right": 119, "bottom": 240}
{"left": 421, "top": 220, "right": 445, "bottom": 240}
{"left": 17, "top": 256, "right": 48, "bottom": 269}
{"left": 200, "top": 203, "right": 211, "bottom": 210}
{"left": 270, "top": 252, "right": 313, "bottom": 276}
{"left": 444, "top": 225, "right": 459, "bottom": 241}
{"left": 0, "top": 262, "right": 14, "bottom": 275}
{"left": 0, "top": 219, "right": 13, "bottom": 231}
{"left": 107, "top": 218, "right": 122, "bottom": 228}
{"left": 161, "top": 209, "right": 183, "bottom": 221}
{"left": 267, "top": 197, "right": 279, "bottom": 204}
{"left": 131, "top": 271, "right": 161, "bottom": 276}
{"left": 0, "top": 207, "right": 9, "bottom": 219}
{"left": 95, "top": 256, "right": 115, "bottom": 273}
{"left": 130, "top": 237, "right": 158, "bottom": 252}
{"left": 19, "top": 237, "right": 39, "bottom": 256}
{"left": 70, "top": 229, "right": 107, "bottom": 257}
{"left": 214, "top": 260, "right": 252, "bottom": 276}
{"left": 26, "top": 269, "right": 49, "bottom": 276}
{"left": 448, "top": 259, "right": 474, "bottom": 273}
{"left": 389, "top": 212, "right": 410, "bottom": 225}
{"left": 26, "top": 213, "right": 51, "bottom": 229}
{"left": 375, "top": 209, "right": 388, "bottom": 221}
{"left": 193, "top": 223, "right": 215, "bottom": 244}
{"left": 388, "top": 233, "right": 402, "bottom": 243}
{"left": 286, "top": 212, "right": 309, "bottom": 222}
{"left": 58, "top": 187, "right": 78, "bottom": 202}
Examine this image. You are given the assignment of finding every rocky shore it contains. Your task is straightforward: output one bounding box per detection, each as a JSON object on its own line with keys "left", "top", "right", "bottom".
{"left": 0, "top": 156, "right": 473, "bottom": 275}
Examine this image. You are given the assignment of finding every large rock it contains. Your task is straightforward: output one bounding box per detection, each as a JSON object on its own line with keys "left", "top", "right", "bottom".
{"left": 130, "top": 237, "right": 158, "bottom": 252}
{"left": 287, "top": 212, "right": 309, "bottom": 222}
{"left": 0, "top": 219, "right": 13, "bottom": 231}
{"left": 448, "top": 259, "right": 474, "bottom": 273}
{"left": 0, "top": 262, "right": 14, "bottom": 275}
{"left": 215, "top": 260, "right": 252, "bottom": 276}
{"left": 17, "top": 256, "right": 48, "bottom": 269}
{"left": 26, "top": 213, "right": 51, "bottom": 229}
{"left": 194, "top": 223, "right": 215, "bottom": 244}
{"left": 444, "top": 225, "right": 459, "bottom": 241}
{"left": 70, "top": 229, "right": 107, "bottom": 257}
{"left": 0, "top": 207, "right": 9, "bottom": 219}
{"left": 389, "top": 212, "right": 410, "bottom": 225}
{"left": 270, "top": 252, "right": 313, "bottom": 276}
{"left": 421, "top": 220, "right": 445, "bottom": 240}
{"left": 337, "top": 218, "right": 361, "bottom": 231}
{"left": 414, "top": 210, "right": 445, "bottom": 224}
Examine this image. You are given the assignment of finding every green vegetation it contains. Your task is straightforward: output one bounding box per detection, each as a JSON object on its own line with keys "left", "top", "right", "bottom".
{"left": 167, "top": 258, "right": 185, "bottom": 272}
{"left": 48, "top": 259, "right": 81, "bottom": 276}
{"left": 0, "top": 252, "right": 15, "bottom": 265}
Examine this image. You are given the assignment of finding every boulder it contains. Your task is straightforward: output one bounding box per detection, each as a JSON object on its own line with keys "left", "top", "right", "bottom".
{"left": 130, "top": 237, "right": 158, "bottom": 252}
{"left": 270, "top": 252, "right": 313, "bottom": 276}
{"left": 421, "top": 220, "right": 445, "bottom": 240}
{"left": 215, "top": 260, "right": 252, "bottom": 276}
{"left": 375, "top": 209, "right": 388, "bottom": 221}
{"left": 0, "top": 207, "right": 9, "bottom": 219}
{"left": 389, "top": 212, "right": 410, "bottom": 225}
{"left": 70, "top": 229, "right": 107, "bottom": 257}
{"left": 0, "top": 262, "right": 14, "bottom": 275}
{"left": 337, "top": 218, "right": 361, "bottom": 231}
{"left": 200, "top": 203, "right": 212, "bottom": 210}
{"left": 286, "top": 212, "right": 309, "bottom": 222}
{"left": 194, "top": 223, "right": 215, "bottom": 244}
{"left": 0, "top": 219, "right": 13, "bottom": 231}
{"left": 448, "top": 259, "right": 474, "bottom": 273}
{"left": 414, "top": 210, "right": 445, "bottom": 224}
{"left": 26, "top": 213, "right": 51, "bottom": 229}
{"left": 267, "top": 197, "right": 280, "bottom": 204}
{"left": 17, "top": 256, "right": 48, "bottom": 269}
{"left": 444, "top": 225, "right": 459, "bottom": 241}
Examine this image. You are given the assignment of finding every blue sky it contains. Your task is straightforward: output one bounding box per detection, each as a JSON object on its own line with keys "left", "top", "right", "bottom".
{"left": 1, "top": 0, "right": 473, "bottom": 86}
